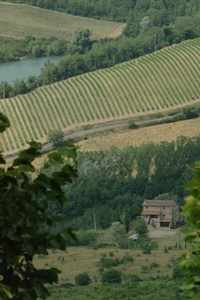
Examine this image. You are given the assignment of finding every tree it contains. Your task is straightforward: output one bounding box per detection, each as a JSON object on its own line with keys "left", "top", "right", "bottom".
{"left": 134, "top": 218, "right": 148, "bottom": 236}
{"left": 70, "top": 29, "right": 92, "bottom": 54}
{"left": 181, "top": 162, "right": 200, "bottom": 299}
{"left": 48, "top": 129, "right": 65, "bottom": 147}
{"left": 0, "top": 113, "right": 77, "bottom": 300}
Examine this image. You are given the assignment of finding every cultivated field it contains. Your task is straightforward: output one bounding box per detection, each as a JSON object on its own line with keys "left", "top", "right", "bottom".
{"left": 79, "top": 117, "right": 200, "bottom": 151}
{"left": 1, "top": 38, "right": 200, "bottom": 154}
{"left": 0, "top": 1, "right": 125, "bottom": 40}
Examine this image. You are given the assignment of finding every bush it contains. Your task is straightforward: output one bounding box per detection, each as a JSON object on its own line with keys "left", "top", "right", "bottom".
{"left": 120, "top": 254, "right": 134, "bottom": 264}
{"left": 101, "top": 269, "right": 122, "bottom": 284}
{"left": 124, "top": 273, "right": 142, "bottom": 284}
{"left": 142, "top": 242, "right": 152, "bottom": 254}
{"left": 128, "top": 121, "right": 139, "bottom": 129}
{"left": 134, "top": 218, "right": 148, "bottom": 236}
{"left": 75, "top": 272, "right": 92, "bottom": 286}
{"left": 48, "top": 129, "right": 64, "bottom": 146}
{"left": 164, "top": 246, "right": 169, "bottom": 253}
{"left": 98, "top": 256, "right": 121, "bottom": 269}
{"left": 150, "top": 262, "right": 159, "bottom": 269}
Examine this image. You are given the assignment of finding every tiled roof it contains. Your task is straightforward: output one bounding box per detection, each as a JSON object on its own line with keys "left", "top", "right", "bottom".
{"left": 143, "top": 200, "right": 177, "bottom": 207}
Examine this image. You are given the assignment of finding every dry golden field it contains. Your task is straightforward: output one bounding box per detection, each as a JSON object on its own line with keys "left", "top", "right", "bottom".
{"left": 79, "top": 117, "right": 200, "bottom": 151}
{"left": 0, "top": 1, "right": 125, "bottom": 40}
{"left": 35, "top": 229, "right": 184, "bottom": 284}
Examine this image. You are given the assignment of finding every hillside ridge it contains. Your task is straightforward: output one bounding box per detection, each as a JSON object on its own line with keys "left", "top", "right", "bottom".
{"left": 1, "top": 38, "right": 200, "bottom": 154}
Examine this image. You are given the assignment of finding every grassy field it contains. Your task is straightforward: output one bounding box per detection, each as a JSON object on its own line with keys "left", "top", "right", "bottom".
{"left": 34, "top": 228, "right": 184, "bottom": 300}
{"left": 1, "top": 38, "right": 200, "bottom": 154}
{"left": 0, "top": 1, "right": 125, "bottom": 40}
{"left": 48, "top": 280, "right": 178, "bottom": 300}
{"left": 79, "top": 117, "right": 200, "bottom": 151}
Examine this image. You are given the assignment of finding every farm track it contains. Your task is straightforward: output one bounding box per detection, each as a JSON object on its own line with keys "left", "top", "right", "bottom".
{"left": 1, "top": 38, "right": 200, "bottom": 155}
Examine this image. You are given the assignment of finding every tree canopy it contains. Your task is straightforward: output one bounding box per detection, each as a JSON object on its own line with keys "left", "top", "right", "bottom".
{"left": 0, "top": 113, "right": 77, "bottom": 300}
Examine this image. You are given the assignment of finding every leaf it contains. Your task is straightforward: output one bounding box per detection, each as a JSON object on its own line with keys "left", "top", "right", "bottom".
{"left": 0, "top": 284, "right": 12, "bottom": 299}
{"left": 13, "top": 141, "right": 41, "bottom": 168}
{"left": 0, "top": 113, "right": 10, "bottom": 133}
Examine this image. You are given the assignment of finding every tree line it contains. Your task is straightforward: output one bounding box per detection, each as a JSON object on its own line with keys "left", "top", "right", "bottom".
{"left": 64, "top": 137, "right": 200, "bottom": 230}
{"left": 1, "top": 14, "right": 200, "bottom": 99}
{"left": 0, "top": 36, "right": 70, "bottom": 63}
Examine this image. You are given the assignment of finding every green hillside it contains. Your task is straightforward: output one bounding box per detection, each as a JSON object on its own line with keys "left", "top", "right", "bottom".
{"left": 0, "top": 1, "right": 125, "bottom": 40}
{"left": 1, "top": 38, "right": 200, "bottom": 154}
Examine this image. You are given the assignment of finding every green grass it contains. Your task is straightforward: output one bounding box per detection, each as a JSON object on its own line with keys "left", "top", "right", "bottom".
{"left": 0, "top": 1, "right": 125, "bottom": 40}
{"left": 1, "top": 38, "right": 200, "bottom": 154}
{"left": 48, "top": 280, "right": 179, "bottom": 300}
{"left": 36, "top": 228, "right": 184, "bottom": 300}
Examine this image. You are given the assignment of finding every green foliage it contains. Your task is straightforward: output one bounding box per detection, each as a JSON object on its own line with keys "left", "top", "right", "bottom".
{"left": 134, "top": 218, "right": 148, "bottom": 236}
{"left": 181, "top": 162, "right": 200, "bottom": 299}
{"left": 98, "top": 253, "right": 133, "bottom": 271}
{"left": 66, "top": 137, "right": 200, "bottom": 230}
{"left": 48, "top": 279, "right": 181, "bottom": 300}
{"left": 70, "top": 29, "right": 92, "bottom": 54}
{"left": 128, "top": 121, "right": 139, "bottom": 129}
{"left": 48, "top": 129, "right": 65, "bottom": 147}
{"left": 98, "top": 256, "right": 121, "bottom": 269}
{"left": 75, "top": 273, "right": 92, "bottom": 286}
{"left": 101, "top": 269, "right": 122, "bottom": 284}
{"left": 0, "top": 113, "right": 77, "bottom": 300}
{"left": 73, "top": 230, "right": 97, "bottom": 246}
{"left": 0, "top": 36, "right": 68, "bottom": 63}
{"left": 111, "top": 223, "right": 128, "bottom": 249}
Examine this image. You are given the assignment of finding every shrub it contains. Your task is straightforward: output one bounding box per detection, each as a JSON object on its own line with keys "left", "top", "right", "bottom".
{"left": 75, "top": 272, "right": 92, "bottom": 286}
{"left": 124, "top": 274, "right": 142, "bottom": 284}
{"left": 128, "top": 121, "right": 139, "bottom": 129}
{"left": 101, "top": 269, "right": 122, "bottom": 284}
{"left": 141, "top": 265, "right": 149, "bottom": 273}
{"left": 134, "top": 218, "right": 148, "bottom": 236}
{"left": 67, "top": 230, "right": 97, "bottom": 247}
{"left": 142, "top": 242, "right": 152, "bottom": 254}
{"left": 98, "top": 256, "right": 121, "bottom": 269}
{"left": 164, "top": 246, "right": 169, "bottom": 253}
{"left": 48, "top": 129, "right": 64, "bottom": 146}
{"left": 150, "top": 262, "right": 159, "bottom": 269}
{"left": 120, "top": 254, "right": 134, "bottom": 264}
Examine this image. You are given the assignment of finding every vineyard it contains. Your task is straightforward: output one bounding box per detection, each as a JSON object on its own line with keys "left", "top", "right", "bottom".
{"left": 1, "top": 38, "right": 200, "bottom": 154}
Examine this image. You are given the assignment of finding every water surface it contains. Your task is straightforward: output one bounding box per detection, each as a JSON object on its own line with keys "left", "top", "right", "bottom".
{"left": 0, "top": 56, "right": 63, "bottom": 83}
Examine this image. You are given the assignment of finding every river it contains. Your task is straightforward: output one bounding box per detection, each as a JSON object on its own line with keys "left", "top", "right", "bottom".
{"left": 0, "top": 56, "right": 64, "bottom": 84}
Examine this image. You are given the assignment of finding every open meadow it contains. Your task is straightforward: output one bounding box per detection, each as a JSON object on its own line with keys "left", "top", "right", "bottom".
{"left": 34, "top": 227, "right": 184, "bottom": 300}
{"left": 0, "top": 1, "right": 125, "bottom": 40}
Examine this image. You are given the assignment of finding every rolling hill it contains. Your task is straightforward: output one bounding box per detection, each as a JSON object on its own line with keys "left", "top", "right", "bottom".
{"left": 0, "top": 1, "right": 125, "bottom": 40}
{"left": 1, "top": 38, "right": 200, "bottom": 154}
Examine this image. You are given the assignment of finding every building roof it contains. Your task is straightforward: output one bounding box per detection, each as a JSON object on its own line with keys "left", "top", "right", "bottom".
{"left": 143, "top": 200, "right": 177, "bottom": 207}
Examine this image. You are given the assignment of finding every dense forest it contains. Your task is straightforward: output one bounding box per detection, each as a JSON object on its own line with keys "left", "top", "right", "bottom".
{"left": 4, "top": 0, "right": 200, "bottom": 23}
{"left": 63, "top": 137, "right": 200, "bottom": 230}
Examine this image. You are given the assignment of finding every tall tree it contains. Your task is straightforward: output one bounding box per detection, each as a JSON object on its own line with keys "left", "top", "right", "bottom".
{"left": 0, "top": 113, "right": 77, "bottom": 300}
{"left": 181, "top": 162, "right": 200, "bottom": 299}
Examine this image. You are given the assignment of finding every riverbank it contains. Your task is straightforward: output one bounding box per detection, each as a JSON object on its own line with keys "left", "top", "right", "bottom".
{"left": 0, "top": 55, "right": 64, "bottom": 84}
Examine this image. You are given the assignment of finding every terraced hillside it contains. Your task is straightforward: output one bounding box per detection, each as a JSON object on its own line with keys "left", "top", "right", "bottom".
{"left": 1, "top": 38, "right": 200, "bottom": 154}
{"left": 0, "top": 1, "right": 125, "bottom": 40}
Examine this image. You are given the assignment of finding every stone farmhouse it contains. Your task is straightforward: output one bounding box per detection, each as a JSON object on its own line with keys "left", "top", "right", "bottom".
{"left": 142, "top": 200, "right": 179, "bottom": 228}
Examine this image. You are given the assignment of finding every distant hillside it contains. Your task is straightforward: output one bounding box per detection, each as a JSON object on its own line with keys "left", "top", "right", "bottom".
{"left": 0, "top": 2, "right": 125, "bottom": 40}
{"left": 1, "top": 38, "right": 200, "bottom": 154}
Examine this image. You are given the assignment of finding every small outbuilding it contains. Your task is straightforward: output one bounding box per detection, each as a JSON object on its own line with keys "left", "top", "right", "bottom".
{"left": 142, "top": 200, "right": 179, "bottom": 228}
